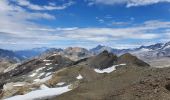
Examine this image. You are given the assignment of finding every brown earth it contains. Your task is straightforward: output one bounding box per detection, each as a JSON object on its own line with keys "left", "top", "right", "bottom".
{"left": 48, "top": 65, "right": 170, "bottom": 100}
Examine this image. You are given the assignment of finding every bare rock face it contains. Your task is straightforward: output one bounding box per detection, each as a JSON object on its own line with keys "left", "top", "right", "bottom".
{"left": 85, "top": 50, "right": 118, "bottom": 69}
{"left": 118, "top": 53, "right": 150, "bottom": 67}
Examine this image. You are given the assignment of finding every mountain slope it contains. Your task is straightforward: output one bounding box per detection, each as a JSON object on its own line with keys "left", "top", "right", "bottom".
{"left": 2, "top": 51, "right": 170, "bottom": 100}
{"left": 0, "top": 51, "right": 150, "bottom": 100}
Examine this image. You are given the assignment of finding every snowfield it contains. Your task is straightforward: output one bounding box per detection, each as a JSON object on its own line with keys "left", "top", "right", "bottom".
{"left": 94, "top": 64, "right": 126, "bottom": 74}
{"left": 5, "top": 85, "right": 72, "bottom": 100}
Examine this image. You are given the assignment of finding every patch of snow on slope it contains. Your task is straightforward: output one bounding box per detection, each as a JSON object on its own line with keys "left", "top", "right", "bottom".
{"left": 5, "top": 85, "right": 72, "bottom": 100}
{"left": 43, "top": 59, "right": 51, "bottom": 62}
{"left": 13, "top": 83, "right": 25, "bottom": 87}
{"left": 34, "top": 75, "right": 52, "bottom": 83}
{"left": 45, "top": 73, "right": 51, "bottom": 77}
{"left": 36, "top": 67, "right": 45, "bottom": 72}
{"left": 94, "top": 64, "right": 126, "bottom": 74}
{"left": 52, "top": 54, "right": 57, "bottom": 56}
{"left": 76, "top": 74, "right": 83, "bottom": 80}
{"left": 56, "top": 82, "right": 65, "bottom": 86}
{"left": 29, "top": 73, "right": 37, "bottom": 77}
{"left": 47, "top": 67, "right": 53, "bottom": 70}
{"left": 46, "top": 63, "right": 52, "bottom": 66}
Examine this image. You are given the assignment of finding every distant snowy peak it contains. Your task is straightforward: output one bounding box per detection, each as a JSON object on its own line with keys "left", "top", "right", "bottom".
{"left": 162, "top": 41, "right": 170, "bottom": 50}
{"left": 137, "top": 43, "right": 164, "bottom": 51}
{"left": 90, "top": 45, "right": 115, "bottom": 54}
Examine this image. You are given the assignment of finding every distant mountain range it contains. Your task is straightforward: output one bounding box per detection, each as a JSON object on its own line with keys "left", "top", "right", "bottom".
{"left": 14, "top": 47, "right": 49, "bottom": 59}
{"left": 0, "top": 49, "right": 23, "bottom": 62}
{"left": 1, "top": 41, "right": 170, "bottom": 63}
{"left": 90, "top": 42, "right": 170, "bottom": 60}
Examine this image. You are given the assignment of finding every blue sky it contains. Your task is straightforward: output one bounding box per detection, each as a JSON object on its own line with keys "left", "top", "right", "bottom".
{"left": 0, "top": 0, "right": 170, "bottom": 50}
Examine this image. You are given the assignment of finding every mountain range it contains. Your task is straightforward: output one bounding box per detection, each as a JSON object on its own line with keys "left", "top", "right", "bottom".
{"left": 1, "top": 41, "right": 170, "bottom": 66}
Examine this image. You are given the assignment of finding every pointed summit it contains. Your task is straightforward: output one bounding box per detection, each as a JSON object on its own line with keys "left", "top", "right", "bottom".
{"left": 86, "top": 51, "right": 118, "bottom": 69}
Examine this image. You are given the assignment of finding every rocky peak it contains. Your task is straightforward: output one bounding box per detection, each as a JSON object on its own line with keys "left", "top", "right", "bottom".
{"left": 90, "top": 45, "right": 114, "bottom": 54}
{"left": 118, "top": 53, "right": 150, "bottom": 67}
{"left": 86, "top": 50, "right": 118, "bottom": 69}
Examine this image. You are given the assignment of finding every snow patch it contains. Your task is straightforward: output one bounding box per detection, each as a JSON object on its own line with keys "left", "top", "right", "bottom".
{"left": 94, "top": 64, "right": 126, "bottom": 74}
{"left": 34, "top": 75, "right": 52, "bottom": 83}
{"left": 33, "top": 79, "right": 40, "bottom": 82}
{"left": 5, "top": 85, "right": 72, "bottom": 100}
{"left": 13, "top": 84, "right": 25, "bottom": 87}
{"left": 46, "top": 63, "right": 52, "bottom": 66}
{"left": 52, "top": 54, "right": 57, "bottom": 56}
{"left": 29, "top": 73, "right": 37, "bottom": 77}
{"left": 76, "top": 74, "right": 83, "bottom": 80}
{"left": 45, "top": 73, "right": 51, "bottom": 77}
{"left": 56, "top": 82, "right": 65, "bottom": 86}
{"left": 43, "top": 59, "right": 51, "bottom": 62}
{"left": 36, "top": 67, "right": 45, "bottom": 72}
{"left": 47, "top": 67, "right": 53, "bottom": 70}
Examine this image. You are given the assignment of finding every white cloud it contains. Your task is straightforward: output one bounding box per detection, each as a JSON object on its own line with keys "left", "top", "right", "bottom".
{"left": 87, "top": 0, "right": 170, "bottom": 7}
{"left": 27, "top": 20, "right": 170, "bottom": 43}
{"left": 15, "top": 0, "right": 74, "bottom": 10}
{"left": 0, "top": 0, "right": 170, "bottom": 50}
{"left": 0, "top": 0, "right": 57, "bottom": 49}
{"left": 112, "top": 22, "right": 129, "bottom": 26}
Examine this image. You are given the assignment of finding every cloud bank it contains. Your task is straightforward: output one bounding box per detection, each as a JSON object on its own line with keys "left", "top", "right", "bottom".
{"left": 87, "top": 0, "right": 170, "bottom": 7}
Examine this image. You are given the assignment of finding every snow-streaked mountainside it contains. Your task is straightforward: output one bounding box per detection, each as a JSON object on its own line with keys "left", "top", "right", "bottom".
{"left": 1, "top": 41, "right": 170, "bottom": 74}
{"left": 0, "top": 51, "right": 150, "bottom": 99}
